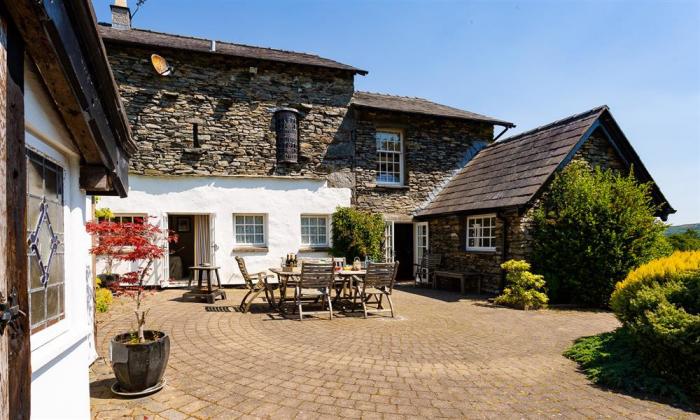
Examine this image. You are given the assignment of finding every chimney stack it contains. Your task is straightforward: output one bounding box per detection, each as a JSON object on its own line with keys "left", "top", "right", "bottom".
{"left": 111, "top": 0, "right": 131, "bottom": 30}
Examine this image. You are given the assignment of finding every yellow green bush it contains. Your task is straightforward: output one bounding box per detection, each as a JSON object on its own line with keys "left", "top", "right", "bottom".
{"left": 610, "top": 251, "right": 700, "bottom": 398}
{"left": 494, "top": 260, "right": 548, "bottom": 310}
{"left": 95, "top": 279, "right": 113, "bottom": 313}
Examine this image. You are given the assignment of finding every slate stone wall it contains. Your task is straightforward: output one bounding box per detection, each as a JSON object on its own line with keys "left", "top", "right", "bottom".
{"left": 105, "top": 45, "right": 356, "bottom": 180}
{"left": 425, "top": 129, "right": 627, "bottom": 292}
{"left": 353, "top": 109, "right": 494, "bottom": 219}
{"left": 105, "top": 44, "right": 494, "bottom": 213}
{"left": 572, "top": 129, "right": 626, "bottom": 171}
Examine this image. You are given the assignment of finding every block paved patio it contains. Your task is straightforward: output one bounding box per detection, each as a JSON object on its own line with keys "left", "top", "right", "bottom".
{"left": 90, "top": 286, "right": 696, "bottom": 419}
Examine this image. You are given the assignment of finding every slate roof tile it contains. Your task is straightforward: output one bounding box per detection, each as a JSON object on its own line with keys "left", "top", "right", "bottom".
{"left": 417, "top": 106, "right": 608, "bottom": 216}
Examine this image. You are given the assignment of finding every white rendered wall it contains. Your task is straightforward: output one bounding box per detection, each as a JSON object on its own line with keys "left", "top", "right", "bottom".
{"left": 25, "top": 65, "right": 94, "bottom": 419}
{"left": 98, "top": 175, "right": 352, "bottom": 285}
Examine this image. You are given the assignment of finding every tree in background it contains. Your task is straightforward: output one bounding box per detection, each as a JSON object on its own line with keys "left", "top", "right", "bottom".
{"left": 331, "top": 207, "right": 385, "bottom": 262}
{"left": 667, "top": 229, "right": 700, "bottom": 251}
{"left": 531, "top": 161, "right": 670, "bottom": 307}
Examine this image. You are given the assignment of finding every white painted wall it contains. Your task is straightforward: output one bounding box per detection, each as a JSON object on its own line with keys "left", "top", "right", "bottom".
{"left": 99, "top": 175, "right": 352, "bottom": 285}
{"left": 25, "top": 65, "right": 95, "bottom": 419}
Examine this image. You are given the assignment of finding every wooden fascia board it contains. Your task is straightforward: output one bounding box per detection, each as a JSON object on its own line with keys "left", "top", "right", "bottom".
{"left": 5, "top": 0, "right": 128, "bottom": 197}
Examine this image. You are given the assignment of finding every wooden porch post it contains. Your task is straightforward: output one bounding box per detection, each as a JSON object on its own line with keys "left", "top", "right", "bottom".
{"left": 0, "top": 6, "right": 30, "bottom": 419}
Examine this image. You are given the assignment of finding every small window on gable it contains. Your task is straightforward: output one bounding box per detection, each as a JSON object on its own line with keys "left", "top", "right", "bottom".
{"left": 466, "top": 215, "right": 497, "bottom": 252}
{"left": 376, "top": 130, "right": 404, "bottom": 185}
{"left": 234, "top": 214, "right": 266, "bottom": 246}
{"left": 301, "top": 215, "right": 329, "bottom": 247}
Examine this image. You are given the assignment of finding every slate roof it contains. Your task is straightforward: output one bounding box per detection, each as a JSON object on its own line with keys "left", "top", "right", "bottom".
{"left": 416, "top": 106, "right": 609, "bottom": 216}
{"left": 351, "top": 92, "right": 514, "bottom": 127}
{"left": 98, "top": 24, "right": 367, "bottom": 75}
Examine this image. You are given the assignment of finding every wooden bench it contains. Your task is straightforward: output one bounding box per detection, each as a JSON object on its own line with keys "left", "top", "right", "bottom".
{"left": 433, "top": 270, "right": 481, "bottom": 295}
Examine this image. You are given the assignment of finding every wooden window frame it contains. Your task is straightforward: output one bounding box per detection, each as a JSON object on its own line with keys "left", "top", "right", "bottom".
{"left": 375, "top": 128, "right": 405, "bottom": 186}
{"left": 300, "top": 214, "right": 330, "bottom": 248}
{"left": 465, "top": 214, "right": 497, "bottom": 252}
{"left": 233, "top": 214, "right": 266, "bottom": 247}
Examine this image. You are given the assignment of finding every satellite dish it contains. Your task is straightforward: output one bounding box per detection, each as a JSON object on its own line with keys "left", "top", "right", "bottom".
{"left": 150, "top": 54, "right": 173, "bottom": 76}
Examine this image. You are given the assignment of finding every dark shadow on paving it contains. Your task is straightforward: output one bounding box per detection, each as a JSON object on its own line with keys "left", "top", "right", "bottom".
{"left": 394, "top": 283, "right": 492, "bottom": 303}
{"left": 89, "top": 378, "right": 121, "bottom": 400}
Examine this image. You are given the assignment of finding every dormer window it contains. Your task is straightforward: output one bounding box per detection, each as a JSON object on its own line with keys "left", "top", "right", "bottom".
{"left": 376, "top": 129, "right": 404, "bottom": 185}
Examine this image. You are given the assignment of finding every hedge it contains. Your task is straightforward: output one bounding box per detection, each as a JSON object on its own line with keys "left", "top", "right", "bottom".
{"left": 610, "top": 251, "right": 700, "bottom": 398}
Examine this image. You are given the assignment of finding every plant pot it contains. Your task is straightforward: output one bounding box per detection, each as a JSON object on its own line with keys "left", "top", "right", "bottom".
{"left": 110, "top": 330, "right": 170, "bottom": 392}
{"left": 98, "top": 273, "right": 120, "bottom": 288}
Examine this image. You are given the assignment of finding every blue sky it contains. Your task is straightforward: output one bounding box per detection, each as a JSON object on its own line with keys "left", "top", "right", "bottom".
{"left": 93, "top": 0, "right": 700, "bottom": 225}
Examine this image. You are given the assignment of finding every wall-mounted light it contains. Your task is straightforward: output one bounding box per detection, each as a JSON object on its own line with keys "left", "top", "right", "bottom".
{"left": 150, "top": 54, "right": 173, "bottom": 76}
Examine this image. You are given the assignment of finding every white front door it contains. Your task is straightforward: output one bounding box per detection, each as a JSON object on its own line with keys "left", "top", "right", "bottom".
{"left": 384, "top": 221, "right": 394, "bottom": 262}
{"left": 414, "top": 222, "right": 429, "bottom": 277}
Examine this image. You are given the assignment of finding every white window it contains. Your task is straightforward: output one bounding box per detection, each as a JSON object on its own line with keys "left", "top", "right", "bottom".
{"left": 26, "top": 149, "right": 65, "bottom": 334}
{"left": 110, "top": 214, "right": 146, "bottom": 224}
{"left": 376, "top": 130, "right": 404, "bottom": 185}
{"left": 301, "top": 215, "right": 329, "bottom": 247}
{"left": 234, "top": 214, "right": 265, "bottom": 246}
{"left": 466, "top": 215, "right": 497, "bottom": 251}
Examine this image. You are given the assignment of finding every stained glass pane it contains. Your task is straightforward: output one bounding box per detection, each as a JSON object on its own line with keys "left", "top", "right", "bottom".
{"left": 26, "top": 149, "right": 65, "bottom": 333}
{"left": 30, "top": 290, "right": 45, "bottom": 327}
{"left": 27, "top": 158, "right": 43, "bottom": 196}
{"left": 44, "top": 167, "right": 59, "bottom": 202}
{"left": 29, "top": 255, "right": 42, "bottom": 289}
{"left": 47, "top": 286, "right": 60, "bottom": 318}
{"left": 47, "top": 202, "right": 63, "bottom": 233}
{"left": 49, "top": 254, "right": 64, "bottom": 285}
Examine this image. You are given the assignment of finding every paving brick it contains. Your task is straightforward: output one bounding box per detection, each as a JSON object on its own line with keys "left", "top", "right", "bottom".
{"left": 90, "top": 288, "right": 694, "bottom": 419}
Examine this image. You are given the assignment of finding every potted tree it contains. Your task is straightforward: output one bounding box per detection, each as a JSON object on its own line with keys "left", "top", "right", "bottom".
{"left": 86, "top": 218, "right": 177, "bottom": 395}
{"left": 93, "top": 207, "right": 120, "bottom": 287}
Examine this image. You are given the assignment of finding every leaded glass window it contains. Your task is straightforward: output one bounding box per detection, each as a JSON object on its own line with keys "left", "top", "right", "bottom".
{"left": 26, "top": 149, "right": 65, "bottom": 333}
{"left": 466, "top": 215, "right": 497, "bottom": 251}
{"left": 301, "top": 215, "right": 328, "bottom": 247}
{"left": 376, "top": 130, "right": 404, "bottom": 185}
{"left": 233, "top": 215, "right": 265, "bottom": 246}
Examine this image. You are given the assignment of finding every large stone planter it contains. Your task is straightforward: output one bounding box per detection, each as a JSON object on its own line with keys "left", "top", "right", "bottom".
{"left": 110, "top": 330, "right": 170, "bottom": 392}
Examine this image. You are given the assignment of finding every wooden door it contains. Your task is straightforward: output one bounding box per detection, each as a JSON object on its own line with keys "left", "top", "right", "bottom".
{"left": 0, "top": 9, "right": 31, "bottom": 419}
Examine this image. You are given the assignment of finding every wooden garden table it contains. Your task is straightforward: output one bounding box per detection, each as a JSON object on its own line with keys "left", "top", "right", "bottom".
{"left": 182, "top": 265, "right": 227, "bottom": 303}
{"left": 269, "top": 267, "right": 366, "bottom": 312}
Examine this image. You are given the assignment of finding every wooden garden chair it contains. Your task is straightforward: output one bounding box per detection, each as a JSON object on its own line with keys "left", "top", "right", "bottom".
{"left": 414, "top": 254, "right": 442, "bottom": 288}
{"left": 353, "top": 261, "right": 399, "bottom": 318}
{"left": 235, "top": 256, "right": 278, "bottom": 313}
{"left": 294, "top": 261, "right": 335, "bottom": 320}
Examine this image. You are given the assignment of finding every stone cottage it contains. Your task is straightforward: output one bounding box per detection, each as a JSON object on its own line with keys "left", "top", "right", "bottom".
{"left": 96, "top": 2, "right": 672, "bottom": 290}
{"left": 96, "top": 1, "right": 513, "bottom": 284}
{"left": 415, "top": 106, "right": 674, "bottom": 291}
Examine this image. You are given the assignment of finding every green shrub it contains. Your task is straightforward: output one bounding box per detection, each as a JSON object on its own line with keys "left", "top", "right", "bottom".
{"left": 531, "top": 161, "right": 670, "bottom": 307}
{"left": 668, "top": 229, "right": 700, "bottom": 251}
{"left": 564, "top": 329, "right": 689, "bottom": 403}
{"left": 331, "top": 207, "right": 384, "bottom": 262}
{"left": 494, "top": 260, "right": 548, "bottom": 310}
{"left": 95, "top": 279, "right": 113, "bottom": 313}
{"left": 610, "top": 251, "right": 700, "bottom": 398}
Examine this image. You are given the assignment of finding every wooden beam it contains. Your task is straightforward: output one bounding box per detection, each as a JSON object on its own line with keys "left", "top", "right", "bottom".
{"left": 80, "top": 164, "right": 114, "bottom": 194}
{"left": 4, "top": 0, "right": 130, "bottom": 197}
{"left": 0, "top": 7, "right": 30, "bottom": 419}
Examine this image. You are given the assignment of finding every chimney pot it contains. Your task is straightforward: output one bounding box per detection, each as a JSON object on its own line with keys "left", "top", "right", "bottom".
{"left": 111, "top": 1, "right": 131, "bottom": 30}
